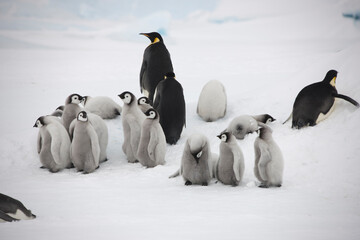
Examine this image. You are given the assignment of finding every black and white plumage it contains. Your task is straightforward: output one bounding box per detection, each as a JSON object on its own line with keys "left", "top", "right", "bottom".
{"left": 82, "top": 96, "right": 122, "bottom": 119}
{"left": 62, "top": 93, "right": 84, "bottom": 134}
{"left": 197, "top": 80, "right": 227, "bottom": 122}
{"left": 139, "top": 32, "right": 173, "bottom": 104}
{"left": 288, "top": 70, "right": 359, "bottom": 129}
{"left": 50, "top": 105, "right": 64, "bottom": 117}
{"left": 69, "top": 111, "right": 108, "bottom": 163}
{"left": 137, "top": 96, "right": 152, "bottom": 114}
{"left": 34, "top": 115, "right": 72, "bottom": 173}
{"left": 153, "top": 72, "right": 186, "bottom": 145}
{"left": 254, "top": 123, "right": 284, "bottom": 188}
{"left": 0, "top": 193, "right": 36, "bottom": 222}
{"left": 118, "top": 91, "right": 145, "bottom": 163}
{"left": 137, "top": 108, "right": 166, "bottom": 168}
{"left": 70, "top": 111, "right": 100, "bottom": 174}
{"left": 215, "top": 132, "right": 245, "bottom": 186}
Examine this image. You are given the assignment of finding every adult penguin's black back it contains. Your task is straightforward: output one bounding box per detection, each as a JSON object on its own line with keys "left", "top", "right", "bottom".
{"left": 153, "top": 72, "right": 186, "bottom": 145}
{"left": 291, "top": 70, "right": 359, "bottom": 129}
{"left": 139, "top": 32, "right": 173, "bottom": 104}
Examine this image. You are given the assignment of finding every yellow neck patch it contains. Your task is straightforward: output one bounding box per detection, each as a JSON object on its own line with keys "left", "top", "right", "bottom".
{"left": 330, "top": 77, "right": 336, "bottom": 87}
{"left": 152, "top": 38, "right": 160, "bottom": 44}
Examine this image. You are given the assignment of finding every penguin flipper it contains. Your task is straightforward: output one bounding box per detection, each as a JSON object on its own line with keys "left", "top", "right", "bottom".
{"left": 283, "top": 112, "right": 292, "bottom": 125}
{"left": 37, "top": 132, "right": 42, "bottom": 154}
{"left": 258, "top": 146, "right": 271, "bottom": 181}
{"left": 88, "top": 125, "right": 100, "bottom": 166}
{"left": 140, "top": 60, "right": 147, "bottom": 93}
{"left": 47, "top": 124, "right": 63, "bottom": 165}
{"left": 148, "top": 128, "right": 159, "bottom": 162}
{"left": 232, "top": 149, "right": 242, "bottom": 182}
{"left": 68, "top": 119, "right": 76, "bottom": 140}
{"left": 0, "top": 210, "right": 19, "bottom": 222}
{"left": 333, "top": 93, "right": 359, "bottom": 107}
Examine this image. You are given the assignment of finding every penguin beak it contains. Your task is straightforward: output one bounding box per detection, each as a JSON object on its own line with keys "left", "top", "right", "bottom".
{"left": 139, "top": 33, "right": 149, "bottom": 37}
{"left": 217, "top": 134, "right": 221, "bottom": 139}
{"left": 33, "top": 123, "right": 37, "bottom": 128}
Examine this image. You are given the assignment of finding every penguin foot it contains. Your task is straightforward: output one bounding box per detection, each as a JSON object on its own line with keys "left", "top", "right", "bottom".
{"left": 185, "top": 181, "right": 192, "bottom": 186}
{"left": 66, "top": 163, "right": 75, "bottom": 169}
{"left": 258, "top": 183, "right": 269, "bottom": 188}
{"left": 95, "top": 165, "right": 100, "bottom": 170}
{"left": 202, "top": 182, "right": 208, "bottom": 186}
{"left": 275, "top": 184, "right": 282, "bottom": 188}
{"left": 49, "top": 169, "right": 59, "bottom": 173}
{"left": 40, "top": 166, "right": 46, "bottom": 169}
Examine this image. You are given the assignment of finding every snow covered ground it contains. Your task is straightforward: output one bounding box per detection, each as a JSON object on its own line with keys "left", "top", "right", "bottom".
{"left": 1, "top": 0, "right": 360, "bottom": 239}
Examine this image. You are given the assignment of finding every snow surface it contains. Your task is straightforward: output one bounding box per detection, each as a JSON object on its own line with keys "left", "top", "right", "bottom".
{"left": 1, "top": 0, "right": 360, "bottom": 239}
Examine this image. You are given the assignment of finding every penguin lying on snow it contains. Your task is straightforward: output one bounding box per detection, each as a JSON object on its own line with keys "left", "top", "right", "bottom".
{"left": 169, "top": 134, "right": 216, "bottom": 186}
{"left": 0, "top": 193, "right": 36, "bottom": 222}
{"left": 254, "top": 123, "right": 284, "bottom": 188}
{"left": 139, "top": 32, "right": 173, "bottom": 104}
{"left": 197, "top": 80, "right": 227, "bottom": 122}
{"left": 224, "top": 114, "right": 275, "bottom": 140}
{"left": 285, "top": 70, "right": 359, "bottom": 129}
{"left": 34, "top": 115, "right": 72, "bottom": 173}
{"left": 82, "top": 96, "right": 122, "bottom": 119}
{"left": 215, "top": 132, "right": 245, "bottom": 186}
{"left": 153, "top": 72, "right": 186, "bottom": 145}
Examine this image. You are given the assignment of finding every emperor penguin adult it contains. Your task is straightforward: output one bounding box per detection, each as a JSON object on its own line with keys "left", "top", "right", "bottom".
{"left": 173, "top": 134, "right": 213, "bottom": 186}
{"left": 62, "top": 93, "right": 84, "bottom": 134}
{"left": 215, "top": 132, "right": 245, "bottom": 186}
{"left": 0, "top": 193, "right": 36, "bottom": 222}
{"left": 139, "top": 32, "right": 173, "bottom": 104}
{"left": 288, "top": 70, "right": 359, "bottom": 129}
{"left": 137, "top": 96, "right": 152, "bottom": 114}
{"left": 153, "top": 72, "right": 186, "bottom": 145}
{"left": 197, "top": 80, "right": 227, "bottom": 122}
{"left": 118, "top": 91, "right": 146, "bottom": 163}
{"left": 33, "top": 115, "right": 72, "bottom": 173}
{"left": 70, "top": 111, "right": 100, "bottom": 174}
{"left": 254, "top": 123, "right": 284, "bottom": 188}
{"left": 137, "top": 108, "right": 166, "bottom": 168}
{"left": 69, "top": 111, "right": 108, "bottom": 163}
{"left": 82, "top": 96, "right": 122, "bottom": 119}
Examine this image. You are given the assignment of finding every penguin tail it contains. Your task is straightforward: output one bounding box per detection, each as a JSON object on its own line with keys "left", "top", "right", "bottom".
{"left": 166, "top": 136, "right": 179, "bottom": 145}
{"left": 333, "top": 93, "right": 359, "bottom": 107}
{"left": 169, "top": 169, "right": 180, "bottom": 178}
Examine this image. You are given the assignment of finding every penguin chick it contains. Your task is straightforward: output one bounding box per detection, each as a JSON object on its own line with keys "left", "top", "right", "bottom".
{"left": 215, "top": 132, "right": 245, "bottom": 186}
{"left": 50, "top": 105, "right": 64, "bottom": 117}
{"left": 224, "top": 115, "right": 258, "bottom": 140}
{"left": 254, "top": 123, "right": 284, "bottom": 188}
{"left": 0, "top": 193, "right": 36, "bottom": 222}
{"left": 34, "top": 115, "right": 72, "bottom": 173}
{"left": 70, "top": 111, "right": 100, "bottom": 174}
{"left": 197, "top": 80, "right": 227, "bottom": 122}
{"left": 153, "top": 72, "right": 186, "bottom": 145}
{"left": 137, "top": 108, "right": 166, "bottom": 168}
{"left": 69, "top": 111, "right": 108, "bottom": 163}
{"left": 139, "top": 32, "right": 173, "bottom": 104}
{"left": 82, "top": 96, "right": 122, "bottom": 119}
{"left": 179, "top": 134, "right": 213, "bottom": 186}
{"left": 252, "top": 114, "right": 276, "bottom": 124}
{"left": 118, "top": 91, "right": 146, "bottom": 163}
{"left": 62, "top": 93, "right": 84, "bottom": 134}
{"left": 137, "top": 96, "right": 152, "bottom": 114}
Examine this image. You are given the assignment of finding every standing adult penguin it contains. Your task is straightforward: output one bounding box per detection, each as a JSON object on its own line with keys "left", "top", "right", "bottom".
{"left": 139, "top": 32, "right": 173, "bottom": 104}
{"left": 287, "top": 70, "right": 359, "bottom": 129}
{"left": 70, "top": 111, "right": 100, "bottom": 174}
{"left": 153, "top": 72, "right": 186, "bottom": 145}
{"left": 118, "top": 91, "right": 146, "bottom": 163}
{"left": 0, "top": 193, "right": 36, "bottom": 222}
{"left": 215, "top": 132, "right": 245, "bottom": 186}
{"left": 137, "top": 108, "right": 166, "bottom": 168}
{"left": 62, "top": 93, "right": 83, "bottom": 134}
{"left": 197, "top": 80, "right": 227, "bottom": 122}
{"left": 254, "top": 123, "right": 284, "bottom": 188}
{"left": 34, "top": 115, "right": 72, "bottom": 172}
{"left": 169, "top": 134, "right": 214, "bottom": 186}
